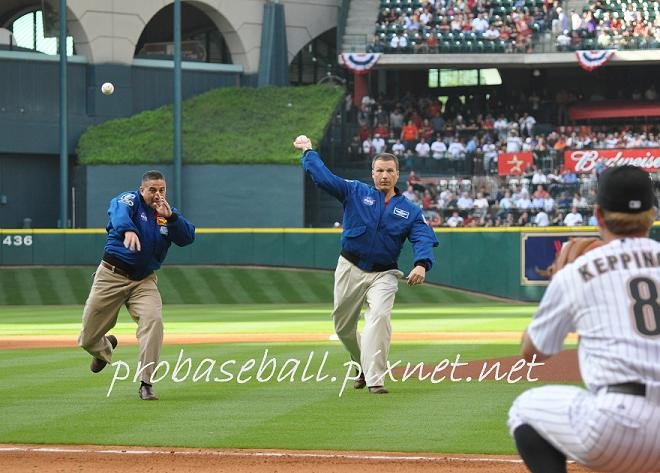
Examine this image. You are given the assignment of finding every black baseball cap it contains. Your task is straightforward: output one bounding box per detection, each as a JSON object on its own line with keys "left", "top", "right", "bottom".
{"left": 597, "top": 166, "right": 656, "bottom": 213}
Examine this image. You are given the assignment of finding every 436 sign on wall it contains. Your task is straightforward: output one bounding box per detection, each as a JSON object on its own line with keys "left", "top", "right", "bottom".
{"left": 564, "top": 148, "right": 660, "bottom": 173}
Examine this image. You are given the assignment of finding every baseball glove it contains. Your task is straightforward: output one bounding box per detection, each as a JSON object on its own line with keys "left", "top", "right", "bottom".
{"left": 541, "top": 237, "right": 604, "bottom": 279}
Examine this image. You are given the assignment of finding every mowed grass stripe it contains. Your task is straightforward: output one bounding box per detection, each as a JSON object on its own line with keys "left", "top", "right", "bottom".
{"left": 156, "top": 269, "right": 184, "bottom": 304}
{"left": 0, "top": 269, "right": 26, "bottom": 305}
{"left": 163, "top": 267, "right": 203, "bottom": 304}
{"left": 172, "top": 267, "right": 220, "bottom": 304}
{"left": 67, "top": 267, "right": 93, "bottom": 304}
{"left": 208, "top": 269, "right": 254, "bottom": 303}
{"left": 232, "top": 270, "right": 271, "bottom": 304}
{"left": 46, "top": 268, "right": 78, "bottom": 305}
{"left": 248, "top": 270, "right": 298, "bottom": 304}
{"left": 28, "top": 268, "right": 57, "bottom": 304}
{"left": 0, "top": 266, "right": 498, "bottom": 306}
{"left": 287, "top": 270, "right": 332, "bottom": 303}
{"left": 191, "top": 267, "right": 231, "bottom": 304}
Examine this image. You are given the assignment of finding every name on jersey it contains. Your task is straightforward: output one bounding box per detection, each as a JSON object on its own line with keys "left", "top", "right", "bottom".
{"left": 393, "top": 207, "right": 409, "bottom": 219}
{"left": 578, "top": 250, "right": 659, "bottom": 282}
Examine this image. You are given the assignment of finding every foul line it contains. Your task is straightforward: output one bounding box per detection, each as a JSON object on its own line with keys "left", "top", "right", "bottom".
{"left": 0, "top": 445, "right": 524, "bottom": 464}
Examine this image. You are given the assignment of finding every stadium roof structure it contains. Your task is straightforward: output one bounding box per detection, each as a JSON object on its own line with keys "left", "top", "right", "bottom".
{"left": 569, "top": 101, "right": 660, "bottom": 120}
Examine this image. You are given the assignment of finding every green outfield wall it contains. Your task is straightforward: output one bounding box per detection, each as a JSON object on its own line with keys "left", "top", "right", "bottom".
{"left": 3, "top": 226, "right": 658, "bottom": 301}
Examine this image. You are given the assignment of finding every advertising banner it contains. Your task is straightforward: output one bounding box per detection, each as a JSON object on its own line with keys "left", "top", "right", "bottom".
{"left": 563, "top": 148, "right": 660, "bottom": 173}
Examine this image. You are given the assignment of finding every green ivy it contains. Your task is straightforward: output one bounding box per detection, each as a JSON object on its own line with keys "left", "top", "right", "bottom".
{"left": 77, "top": 84, "right": 344, "bottom": 165}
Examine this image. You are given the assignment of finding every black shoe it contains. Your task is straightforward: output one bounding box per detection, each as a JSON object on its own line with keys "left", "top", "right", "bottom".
{"left": 90, "top": 335, "right": 118, "bottom": 373}
{"left": 139, "top": 383, "right": 158, "bottom": 401}
{"left": 368, "top": 386, "right": 389, "bottom": 394}
{"left": 354, "top": 370, "right": 366, "bottom": 390}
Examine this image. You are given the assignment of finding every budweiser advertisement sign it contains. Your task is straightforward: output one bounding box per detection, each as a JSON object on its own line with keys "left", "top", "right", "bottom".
{"left": 498, "top": 152, "right": 534, "bottom": 175}
{"left": 564, "top": 148, "right": 660, "bottom": 173}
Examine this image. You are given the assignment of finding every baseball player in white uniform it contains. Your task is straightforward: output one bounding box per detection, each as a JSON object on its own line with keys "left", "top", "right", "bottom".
{"left": 508, "top": 165, "right": 660, "bottom": 473}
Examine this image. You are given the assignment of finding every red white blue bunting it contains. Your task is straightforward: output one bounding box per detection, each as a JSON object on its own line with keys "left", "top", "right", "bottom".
{"left": 339, "top": 53, "right": 381, "bottom": 75}
{"left": 575, "top": 50, "right": 615, "bottom": 71}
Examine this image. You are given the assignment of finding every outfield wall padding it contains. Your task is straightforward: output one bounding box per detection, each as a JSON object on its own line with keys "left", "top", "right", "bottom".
{"left": 1, "top": 227, "right": 658, "bottom": 302}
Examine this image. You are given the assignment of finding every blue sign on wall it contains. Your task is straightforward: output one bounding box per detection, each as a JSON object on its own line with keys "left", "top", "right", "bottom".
{"left": 520, "top": 232, "right": 599, "bottom": 285}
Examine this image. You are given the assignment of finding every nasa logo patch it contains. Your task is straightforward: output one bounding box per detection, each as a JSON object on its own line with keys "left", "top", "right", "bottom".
{"left": 362, "top": 196, "right": 375, "bottom": 206}
{"left": 119, "top": 193, "right": 135, "bottom": 207}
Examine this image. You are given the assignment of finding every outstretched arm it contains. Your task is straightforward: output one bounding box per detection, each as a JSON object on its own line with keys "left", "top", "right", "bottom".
{"left": 294, "top": 135, "right": 352, "bottom": 202}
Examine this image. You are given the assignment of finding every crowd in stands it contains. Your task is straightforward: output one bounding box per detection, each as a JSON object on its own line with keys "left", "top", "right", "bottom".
{"left": 368, "top": 0, "right": 659, "bottom": 53}
{"left": 404, "top": 166, "right": 604, "bottom": 227}
{"left": 370, "top": 0, "right": 556, "bottom": 53}
{"left": 347, "top": 89, "right": 660, "bottom": 175}
{"left": 553, "top": 0, "right": 660, "bottom": 50}
{"left": 343, "top": 90, "right": 659, "bottom": 227}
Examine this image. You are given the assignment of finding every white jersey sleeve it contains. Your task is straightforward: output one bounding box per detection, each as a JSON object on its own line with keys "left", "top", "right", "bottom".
{"left": 527, "top": 273, "right": 576, "bottom": 356}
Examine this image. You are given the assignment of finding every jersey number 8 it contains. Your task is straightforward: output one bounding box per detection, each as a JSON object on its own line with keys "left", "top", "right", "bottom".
{"left": 629, "top": 277, "right": 660, "bottom": 337}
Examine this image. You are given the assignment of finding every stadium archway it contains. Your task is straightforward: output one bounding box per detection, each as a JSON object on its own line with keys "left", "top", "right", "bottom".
{"left": 135, "top": 1, "right": 240, "bottom": 66}
{"left": 289, "top": 28, "right": 341, "bottom": 86}
{"left": 0, "top": 1, "right": 88, "bottom": 57}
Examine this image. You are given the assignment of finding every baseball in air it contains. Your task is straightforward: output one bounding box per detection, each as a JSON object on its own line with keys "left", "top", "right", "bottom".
{"left": 101, "top": 82, "right": 115, "bottom": 95}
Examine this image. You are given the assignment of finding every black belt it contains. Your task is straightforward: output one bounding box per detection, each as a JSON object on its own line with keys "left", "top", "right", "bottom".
{"left": 340, "top": 250, "right": 398, "bottom": 272}
{"left": 606, "top": 382, "right": 646, "bottom": 397}
{"left": 100, "top": 254, "right": 132, "bottom": 278}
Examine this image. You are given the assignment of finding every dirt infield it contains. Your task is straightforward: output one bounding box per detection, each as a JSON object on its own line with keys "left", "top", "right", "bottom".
{"left": 0, "top": 445, "right": 592, "bottom": 472}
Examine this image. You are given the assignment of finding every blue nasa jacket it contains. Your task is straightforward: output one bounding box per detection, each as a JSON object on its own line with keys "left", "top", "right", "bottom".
{"left": 103, "top": 191, "right": 195, "bottom": 280}
{"left": 302, "top": 150, "right": 438, "bottom": 272}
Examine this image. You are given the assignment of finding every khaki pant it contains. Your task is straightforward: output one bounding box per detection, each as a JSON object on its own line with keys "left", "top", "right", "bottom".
{"left": 78, "top": 264, "right": 163, "bottom": 383}
{"left": 332, "top": 255, "right": 402, "bottom": 387}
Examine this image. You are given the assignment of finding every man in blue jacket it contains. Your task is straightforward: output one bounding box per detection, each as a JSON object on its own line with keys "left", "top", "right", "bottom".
{"left": 294, "top": 135, "right": 438, "bottom": 394}
{"left": 78, "top": 170, "right": 195, "bottom": 400}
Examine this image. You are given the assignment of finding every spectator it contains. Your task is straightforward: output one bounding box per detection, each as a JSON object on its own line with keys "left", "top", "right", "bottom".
{"left": 415, "top": 138, "right": 431, "bottom": 157}
{"left": 390, "top": 107, "right": 405, "bottom": 136}
{"left": 572, "top": 191, "right": 588, "bottom": 209}
{"left": 362, "top": 135, "right": 374, "bottom": 157}
{"left": 372, "top": 134, "right": 386, "bottom": 154}
{"left": 447, "top": 138, "right": 467, "bottom": 159}
{"left": 534, "top": 210, "right": 550, "bottom": 227}
{"left": 431, "top": 135, "right": 447, "bottom": 160}
{"left": 457, "top": 192, "right": 474, "bottom": 210}
{"left": 391, "top": 138, "right": 406, "bottom": 157}
{"left": 403, "top": 185, "right": 416, "bottom": 202}
{"left": 401, "top": 120, "right": 419, "bottom": 146}
{"left": 447, "top": 211, "right": 464, "bottom": 227}
{"left": 563, "top": 206, "right": 584, "bottom": 226}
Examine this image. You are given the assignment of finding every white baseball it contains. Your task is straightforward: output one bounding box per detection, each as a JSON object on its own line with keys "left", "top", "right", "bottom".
{"left": 101, "top": 82, "right": 115, "bottom": 95}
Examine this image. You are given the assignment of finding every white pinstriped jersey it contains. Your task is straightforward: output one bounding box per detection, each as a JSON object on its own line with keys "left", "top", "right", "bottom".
{"left": 528, "top": 237, "right": 660, "bottom": 391}
{"left": 509, "top": 237, "right": 660, "bottom": 472}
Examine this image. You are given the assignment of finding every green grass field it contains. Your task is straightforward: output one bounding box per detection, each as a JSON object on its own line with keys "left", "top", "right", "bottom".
{"left": 0, "top": 267, "right": 554, "bottom": 454}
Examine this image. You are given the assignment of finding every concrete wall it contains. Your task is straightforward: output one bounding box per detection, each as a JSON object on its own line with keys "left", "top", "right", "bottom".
{"left": 81, "top": 164, "right": 304, "bottom": 228}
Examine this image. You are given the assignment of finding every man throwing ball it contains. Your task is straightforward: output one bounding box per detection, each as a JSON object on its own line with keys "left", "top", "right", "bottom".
{"left": 78, "top": 170, "right": 195, "bottom": 400}
{"left": 508, "top": 165, "right": 660, "bottom": 472}
{"left": 294, "top": 135, "right": 438, "bottom": 394}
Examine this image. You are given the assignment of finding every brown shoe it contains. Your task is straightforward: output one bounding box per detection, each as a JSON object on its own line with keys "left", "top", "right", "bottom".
{"left": 368, "top": 386, "right": 389, "bottom": 394}
{"left": 354, "top": 371, "right": 366, "bottom": 390}
{"left": 90, "top": 335, "right": 118, "bottom": 373}
{"left": 139, "top": 384, "right": 159, "bottom": 401}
